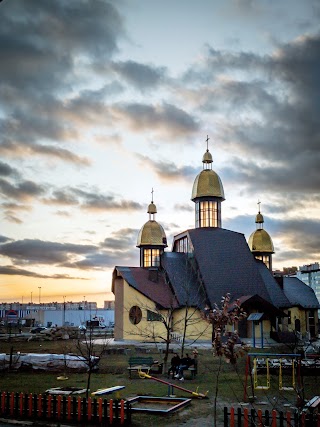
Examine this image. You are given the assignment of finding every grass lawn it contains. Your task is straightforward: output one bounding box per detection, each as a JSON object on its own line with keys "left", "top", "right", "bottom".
{"left": 0, "top": 339, "right": 318, "bottom": 426}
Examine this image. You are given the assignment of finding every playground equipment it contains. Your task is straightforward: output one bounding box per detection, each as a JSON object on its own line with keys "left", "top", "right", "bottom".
{"left": 253, "top": 357, "right": 270, "bottom": 390}
{"left": 244, "top": 353, "right": 302, "bottom": 401}
{"left": 139, "top": 370, "right": 208, "bottom": 399}
{"left": 92, "top": 386, "right": 125, "bottom": 396}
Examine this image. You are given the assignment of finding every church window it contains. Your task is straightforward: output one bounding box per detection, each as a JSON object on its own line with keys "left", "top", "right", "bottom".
{"left": 143, "top": 249, "right": 160, "bottom": 267}
{"left": 129, "top": 306, "right": 142, "bottom": 325}
{"left": 195, "top": 201, "right": 220, "bottom": 227}
{"left": 147, "top": 310, "right": 163, "bottom": 321}
{"left": 174, "top": 237, "right": 189, "bottom": 253}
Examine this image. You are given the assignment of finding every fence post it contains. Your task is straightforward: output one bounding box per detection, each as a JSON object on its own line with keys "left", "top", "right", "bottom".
{"left": 9, "top": 392, "right": 14, "bottom": 416}
{"left": 33, "top": 394, "right": 38, "bottom": 418}
{"left": 230, "top": 406, "right": 235, "bottom": 427}
{"left": 120, "top": 399, "right": 125, "bottom": 425}
{"left": 14, "top": 392, "right": 19, "bottom": 417}
{"left": 57, "top": 395, "right": 62, "bottom": 420}
{"left": 47, "top": 394, "right": 52, "bottom": 419}
{"left": 19, "top": 392, "right": 23, "bottom": 417}
{"left": 87, "top": 397, "right": 92, "bottom": 421}
{"left": 272, "top": 409, "right": 277, "bottom": 427}
{"left": 28, "top": 393, "right": 32, "bottom": 417}
{"left": 67, "top": 396, "right": 72, "bottom": 421}
{"left": 279, "top": 410, "right": 284, "bottom": 427}
{"left": 98, "top": 398, "right": 103, "bottom": 423}
{"left": 109, "top": 398, "right": 113, "bottom": 424}
{"left": 126, "top": 401, "right": 131, "bottom": 424}
{"left": 251, "top": 408, "right": 255, "bottom": 427}
{"left": 237, "top": 407, "right": 242, "bottom": 427}
{"left": 317, "top": 413, "right": 320, "bottom": 427}
{"left": 244, "top": 407, "right": 249, "bottom": 427}
{"left": 77, "top": 396, "right": 82, "bottom": 423}
{"left": 223, "top": 406, "right": 228, "bottom": 426}
{"left": 257, "top": 409, "right": 263, "bottom": 427}
{"left": 72, "top": 396, "right": 77, "bottom": 422}
{"left": 301, "top": 412, "right": 306, "bottom": 427}
{"left": 265, "top": 409, "right": 270, "bottom": 426}
{"left": 38, "top": 393, "right": 42, "bottom": 418}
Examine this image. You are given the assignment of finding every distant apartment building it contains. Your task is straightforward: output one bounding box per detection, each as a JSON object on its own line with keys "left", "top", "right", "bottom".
{"left": 296, "top": 263, "right": 320, "bottom": 307}
{"left": 0, "top": 300, "right": 114, "bottom": 327}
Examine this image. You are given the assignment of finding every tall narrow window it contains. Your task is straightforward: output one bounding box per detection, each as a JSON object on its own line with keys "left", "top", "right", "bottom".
{"left": 195, "top": 200, "right": 220, "bottom": 228}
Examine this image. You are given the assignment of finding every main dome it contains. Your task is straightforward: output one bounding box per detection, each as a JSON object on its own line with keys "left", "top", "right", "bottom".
{"left": 191, "top": 169, "right": 225, "bottom": 201}
{"left": 137, "top": 220, "right": 167, "bottom": 247}
{"left": 248, "top": 229, "right": 274, "bottom": 253}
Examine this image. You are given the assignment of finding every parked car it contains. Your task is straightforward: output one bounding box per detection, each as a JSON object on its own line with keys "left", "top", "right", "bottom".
{"left": 30, "top": 326, "right": 47, "bottom": 334}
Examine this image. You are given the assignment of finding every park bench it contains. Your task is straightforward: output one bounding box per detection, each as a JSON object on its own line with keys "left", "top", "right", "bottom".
{"left": 127, "top": 356, "right": 155, "bottom": 378}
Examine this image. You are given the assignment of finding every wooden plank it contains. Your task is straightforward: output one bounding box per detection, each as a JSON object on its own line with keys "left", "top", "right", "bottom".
{"left": 92, "top": 386, "right": 125, "bottom": 396}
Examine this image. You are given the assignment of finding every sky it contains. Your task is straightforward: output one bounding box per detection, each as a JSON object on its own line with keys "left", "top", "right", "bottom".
{"left": 0, "top": 0, "right": 319, "bottom": 307}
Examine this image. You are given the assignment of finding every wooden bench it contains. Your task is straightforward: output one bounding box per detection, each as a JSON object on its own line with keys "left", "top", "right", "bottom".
{"left": 127, "top": 356, "right": 155, "bottom": 378}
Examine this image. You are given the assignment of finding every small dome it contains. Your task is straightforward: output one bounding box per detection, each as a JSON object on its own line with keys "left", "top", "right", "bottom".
{"left": 148, "top": 202, "right": 157, "bottom": 214}
{"left": 191, "top": 169, "right": 225, "bottom": 201}
{"left": 248, "top": 229, "right": 274, "bottom": 253}
{"left": 137, "top": 220, "right": 167, "bottom": 247}
{"left": 255, "top": 212, "right": 264, "bottom": 224}
{"left": 202, "top": 149, "right": 213, "bottom": 164}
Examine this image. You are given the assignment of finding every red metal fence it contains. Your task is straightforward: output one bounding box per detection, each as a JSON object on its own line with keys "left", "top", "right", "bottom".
{"left": 223, "top": 406, "right": 320, "bottom": 426}
{"left": 0, "top": 391, "right": 131, "bottom": 425}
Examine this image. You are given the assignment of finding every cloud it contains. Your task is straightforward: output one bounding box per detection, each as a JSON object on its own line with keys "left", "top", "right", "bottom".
{"left": 0, "top": 239, "right": 97, "bottom": 265}
{"left": 111, "top": 102, "right": 199, "bottom": 138}
{"left": 110, "top": 60, "right": 167, "bottom": 91}
{"left": 0, "top": 265, "right": 88, "bottom": 280}
{"left": 0, "top": 178, "right": 46, "bottom": 201}
{"left": 0, "top": 161, "right": 17, "bottom": 177}
{"left": 136, "top": 154, "right": 198, "bottom": 182}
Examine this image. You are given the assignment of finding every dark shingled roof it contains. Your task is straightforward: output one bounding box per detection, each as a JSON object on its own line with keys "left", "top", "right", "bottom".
{"left": 186, "top": 227, "right": 274, "bottom": 307}
{"left": 255, "top": 261, "right": 291, "bottom": 308}
{"left": 114, "top": 266, "right": 178, "bottom": 309}
{"left": 282, "top": 277, "right": 320, "bottom": 309}
{"left": 162, "top": 252, "right": 207, "bottom": 308}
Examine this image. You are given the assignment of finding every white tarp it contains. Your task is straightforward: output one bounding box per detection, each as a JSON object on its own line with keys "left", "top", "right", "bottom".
{"left": 0, "top": 353, "right": 99, "bottom": 371}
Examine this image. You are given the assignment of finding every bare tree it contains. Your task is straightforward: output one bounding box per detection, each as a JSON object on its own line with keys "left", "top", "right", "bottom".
{"left": 203, "top": 293, "right": 248, "bottom": 426}
{"left": 74, "top": 326, "right": 110, "bottom": 398}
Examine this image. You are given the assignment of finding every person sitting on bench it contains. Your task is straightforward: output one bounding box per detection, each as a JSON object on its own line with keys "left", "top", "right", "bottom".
{"left": 175, "top": 353, "right": 193, "bottom": 380}
{"left": 168, "top": 352, "right": 180, "bottom": 379}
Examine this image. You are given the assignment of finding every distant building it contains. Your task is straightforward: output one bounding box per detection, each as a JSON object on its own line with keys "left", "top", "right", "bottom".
{"left": 0, "top": 301, "right": 114, "bottom": 328}
{"left": 296, "top": 263, "right": 320, "bottom": 307}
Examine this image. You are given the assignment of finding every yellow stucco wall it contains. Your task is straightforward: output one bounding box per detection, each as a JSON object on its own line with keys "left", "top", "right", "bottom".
{"left": 114, "top": 277, "right": 212, "bottom": 342}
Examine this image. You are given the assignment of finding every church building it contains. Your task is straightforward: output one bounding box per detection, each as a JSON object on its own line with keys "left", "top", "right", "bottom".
{"left": 112, "top": 141, "right": 319, "bottom": 343}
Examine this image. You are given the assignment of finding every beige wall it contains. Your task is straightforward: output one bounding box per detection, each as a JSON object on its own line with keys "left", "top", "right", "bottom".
{"left": 114, "top": 277, "right": 212, "bottom": 342}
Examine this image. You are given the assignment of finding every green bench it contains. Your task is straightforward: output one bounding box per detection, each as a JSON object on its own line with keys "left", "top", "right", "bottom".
{"left": 127, "top": 356, "right": 155, "bottom": 378}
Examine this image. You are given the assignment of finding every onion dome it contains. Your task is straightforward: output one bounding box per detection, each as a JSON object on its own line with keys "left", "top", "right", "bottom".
{"left": 191, "top": 168, "right": 225, "bottom": 201}
{"left": 248, "top": 202, "right": 274, "bottom": 254}
{"left": 248, "top": 229, "right": 274, "bottom": 253}
{"left": 137, "top": 220, "right": 167, "bottom": 247}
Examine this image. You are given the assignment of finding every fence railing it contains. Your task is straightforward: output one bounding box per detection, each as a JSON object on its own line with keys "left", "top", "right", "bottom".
{"left": 0, "top": 391, "right": 131, "bottom": 425}
{"left": 223, "top": 406, "right": 320, "bottom": 427}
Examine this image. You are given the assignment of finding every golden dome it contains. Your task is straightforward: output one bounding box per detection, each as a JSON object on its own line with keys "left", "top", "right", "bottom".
{"left": 255, "top": 212, "right": 264, "bottom": 223}
{"left": 148, "top": 202, "right": 157, "bottom": 214}
{"left": 137, "top": 220, "right": 167, "bottom": 247}
{"left": 248, "top": 229, "right": 274, "bottom": 253}
{"left": 191, "top": 169, "right": 225, "bottom": 201}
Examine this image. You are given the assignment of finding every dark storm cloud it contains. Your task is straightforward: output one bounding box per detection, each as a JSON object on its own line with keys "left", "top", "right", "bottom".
{"left": 136, "top": 154, "right": 198, "bottom": 181}
{"left": 0, "top": 239, "right": 97, "bottom": 265}
{"left": 0, "top": 265, "right": 87, "bottom": 280}
{"left": 0, "top": 161, "right": 17, "bottom": 177}
{"left": 0, "top": 235, "right": 12, "bottom": 244}
{"left": 0, "top": 178, "right": 46, "bottom": 201}
{"left": 71, "top": 188, "right": 143, "bottom": 212}
{"left": 0, "top": 0, "right": 123, "bottom": 91}
{"left": 101, "top": 228, "right": 138, "bottom": 251}
{"left": 182, "top": 33, "right": 320, "bottom": 199}
{"left": 0, "top": 0, "right": 124, "bottom": 163}
{"left": 110, "top": 60, "right": 167, "bottom": 90}
{"left": 112, "top": 102, "right": 199, "bottom": 137}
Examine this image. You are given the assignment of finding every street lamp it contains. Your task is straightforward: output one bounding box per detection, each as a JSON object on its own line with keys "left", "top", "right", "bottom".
{"left": 38, "top": 287, "right": 41, "bottom": 304}
{"left": 63, "top": 296, "right": 66, "bottom": 326}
